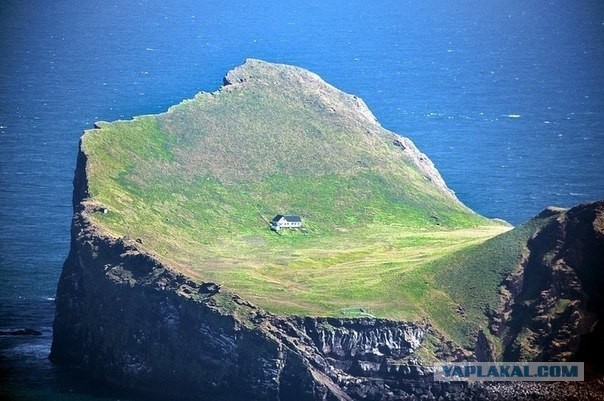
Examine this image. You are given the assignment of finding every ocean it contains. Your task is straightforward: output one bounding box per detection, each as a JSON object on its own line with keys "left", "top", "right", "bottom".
{"left": 0, "top": 0, "right": 602, "bottom": 399}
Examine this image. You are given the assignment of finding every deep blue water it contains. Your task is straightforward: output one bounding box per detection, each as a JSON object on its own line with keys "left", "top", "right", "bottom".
{"left": 0, "top": 0, "right": 602, "bottom": 399}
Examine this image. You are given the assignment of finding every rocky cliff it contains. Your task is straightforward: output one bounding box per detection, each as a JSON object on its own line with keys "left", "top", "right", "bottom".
{"left": 488, "top": 202, "right": 604, "bottom": 366}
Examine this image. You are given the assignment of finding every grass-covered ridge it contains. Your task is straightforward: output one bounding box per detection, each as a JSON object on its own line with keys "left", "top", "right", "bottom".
{"left": 83, "top": 59, "right": 511, "bottom": 342}
{"left": 431, "top": 213, "right": 557, "bottom": 348}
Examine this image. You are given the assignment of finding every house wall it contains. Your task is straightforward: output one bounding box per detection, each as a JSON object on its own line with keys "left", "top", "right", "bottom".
{"left": 271, "top": 218, "right": 302, "bottom": 229}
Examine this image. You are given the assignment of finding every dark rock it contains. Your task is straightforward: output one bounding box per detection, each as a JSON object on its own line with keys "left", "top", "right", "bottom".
{"left": 488, "top": 201, "right": 604, "bottom": 366}
{"left": 393, "top": 138, "right": 407, "bottom": 150}
{"left": 200, "top": 282, "right": 220, "bottom": 295}
{"left": 473, "top": 330, "right": 495, "bottom": 362}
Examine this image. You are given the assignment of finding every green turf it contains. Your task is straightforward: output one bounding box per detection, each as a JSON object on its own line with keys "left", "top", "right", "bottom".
{"left": 431, "top": 213, "right": 556, "bottom": 347}
{"left": 82, "top": 60, "right": 516, "bottom": 349}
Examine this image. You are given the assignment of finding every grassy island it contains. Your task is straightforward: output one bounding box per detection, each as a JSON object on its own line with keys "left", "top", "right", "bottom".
{"left": 82, "top": 59, "right": 519, "bottom": 346}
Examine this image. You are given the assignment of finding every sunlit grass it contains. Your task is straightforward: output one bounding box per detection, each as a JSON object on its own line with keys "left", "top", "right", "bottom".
{"left": 81, "top": 60, "right": 520, "bottom": 348}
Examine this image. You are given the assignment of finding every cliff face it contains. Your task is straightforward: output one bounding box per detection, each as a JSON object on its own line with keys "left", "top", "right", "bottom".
{"left": 51, "top": 203, "right": 334, "bottom": 400}
{"left": 488, "top": 202, "right": 604, "bottom": 365}
{"left": 51, "top": 144, "right": 494, "bottom": 401}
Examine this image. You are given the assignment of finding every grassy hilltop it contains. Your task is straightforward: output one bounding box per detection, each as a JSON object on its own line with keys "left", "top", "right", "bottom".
{"left": 82, "top": 59, "right": 511, "bottom": 343}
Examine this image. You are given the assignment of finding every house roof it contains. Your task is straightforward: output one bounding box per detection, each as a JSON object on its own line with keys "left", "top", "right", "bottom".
{"left": 271, "top": 214, "right": 284, "bottom": 222}
{"left": 271, "top": 214, "right": 301, "bottom": 223}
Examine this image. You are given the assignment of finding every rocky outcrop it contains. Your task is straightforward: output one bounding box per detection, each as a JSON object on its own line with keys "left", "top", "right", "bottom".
{"left": 488, "top": 201, "right": 604, "bottom": 365}
{"left": 302, "top": 318, "right": 425, "bottom": 360}
{"left": 392, "top": 136, "right": 460, "bottom": 203}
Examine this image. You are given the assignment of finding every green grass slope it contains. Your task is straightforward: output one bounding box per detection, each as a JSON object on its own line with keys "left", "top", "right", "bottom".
{"left": 82, "top": 59, "right": 509, "bottom": 338}
{"left": 431, "top": 211, "right": 559, "bottom": 348}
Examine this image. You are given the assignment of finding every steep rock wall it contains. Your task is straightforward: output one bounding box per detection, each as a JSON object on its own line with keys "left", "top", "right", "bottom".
{"left": 488, "top": 202, "right": 604, "bottom": 365}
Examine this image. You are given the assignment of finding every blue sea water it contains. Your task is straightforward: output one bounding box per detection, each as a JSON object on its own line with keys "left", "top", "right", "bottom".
{"left": 0, "top": 0, "right": 602, "bottom": 399}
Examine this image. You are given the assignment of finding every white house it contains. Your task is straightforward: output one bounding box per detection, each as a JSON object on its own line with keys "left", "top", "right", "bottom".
{"left": 270, "top": 215, "right": 302, "bottom": 230}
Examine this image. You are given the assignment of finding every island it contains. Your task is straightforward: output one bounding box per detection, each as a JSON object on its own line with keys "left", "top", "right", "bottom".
{"left": 50, "top": 59, "right": 604, "bottom": 401}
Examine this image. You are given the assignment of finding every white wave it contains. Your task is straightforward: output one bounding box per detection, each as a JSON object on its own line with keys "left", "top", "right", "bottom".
{"left": 8, "top": 342, "right": 51, "bottom": 359}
